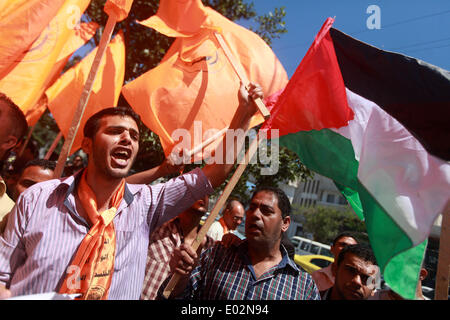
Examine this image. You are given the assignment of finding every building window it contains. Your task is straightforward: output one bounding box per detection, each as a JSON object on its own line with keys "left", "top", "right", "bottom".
{"left": 326, "top": 194, "right": 335, "bottom": 203}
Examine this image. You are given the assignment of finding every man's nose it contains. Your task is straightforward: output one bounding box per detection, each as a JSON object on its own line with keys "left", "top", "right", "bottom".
{"left": 119, "top": 130, "right": 132, "bottom": 144}
{"left": 246, "top": 208, "right": 262, "bottom": 221}
{"left": 351, "top": 274, "right": 364, "bottom": 287}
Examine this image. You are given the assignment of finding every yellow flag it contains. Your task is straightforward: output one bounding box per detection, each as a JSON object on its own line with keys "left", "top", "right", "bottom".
{"left": 46, "top": 31, "right": 126, "bottom": 155}
{"left": 0, "top": 0, "right": 92, "bottom": 114}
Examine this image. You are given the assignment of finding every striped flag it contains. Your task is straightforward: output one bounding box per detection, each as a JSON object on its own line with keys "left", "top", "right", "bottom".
{"left": 262, "top": 18, "right": 450, "bottom": 299}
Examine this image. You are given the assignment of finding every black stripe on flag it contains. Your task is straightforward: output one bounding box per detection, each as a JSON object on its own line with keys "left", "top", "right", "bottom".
{"left": 330, "top": 28, "right": 450, "bottom": 161}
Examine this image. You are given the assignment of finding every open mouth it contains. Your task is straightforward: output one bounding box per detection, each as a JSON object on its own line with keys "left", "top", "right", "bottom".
{"left": 111, "top": 147, "right": 132, "bottom": 168}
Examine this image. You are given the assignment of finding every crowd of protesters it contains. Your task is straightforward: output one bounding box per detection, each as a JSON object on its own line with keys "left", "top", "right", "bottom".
{"left": 0, "top": 88, "right": 429, "bottom": 301}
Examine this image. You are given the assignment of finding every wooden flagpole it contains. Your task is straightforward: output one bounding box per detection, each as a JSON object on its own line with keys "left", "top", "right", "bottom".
{"left": 214, "top": 32, "right": 271, "bottom": 120}
{"left": 434, "top": 200, "right": 450, "bottom": 300}
{"left": 53, "top": 15, "right": 117, "bottom": 178}
{"left": 163, "top": 133, "right": 261, "bottom": 298}
{"left": 186, "top": 126, "right": 228, "bottom": 159}
{"left": 162, "top": 31, "right": 272, "bottom": 298}
{"left": 44, "top": 132, "right": 63, "bottom": 160}
{"left": 17, "top": 124, "right": 36, "bottom": 159}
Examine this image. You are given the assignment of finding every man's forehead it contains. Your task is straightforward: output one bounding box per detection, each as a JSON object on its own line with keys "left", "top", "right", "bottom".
{"left": 22, "top": 165, "right": 53, "bottom": 175}
{"left": 252, "top": 190, "right": 278, "bottom": 204}
{"left": 99, "top": 114, "right": 139, "bottom": 129}
{"left": 336, "top": 237, "right": 357, "bottom": 246}
{"left": 343, "top": 253, "right": 377, "bottom": 275}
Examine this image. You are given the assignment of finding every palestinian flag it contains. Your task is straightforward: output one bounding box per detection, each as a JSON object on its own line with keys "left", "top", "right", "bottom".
{"left": 262, "top": 18, "right": 450, "bottom": 299}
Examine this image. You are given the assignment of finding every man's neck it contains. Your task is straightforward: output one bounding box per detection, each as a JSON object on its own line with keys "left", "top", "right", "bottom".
{"left": 328, "top": 286, "right": 344, "bottom": 300}
{"left": 85, "top": 169, "right": 124, "bottom": 211}
{"left": 247, "top": 240, "right": 283, "bottom": 278}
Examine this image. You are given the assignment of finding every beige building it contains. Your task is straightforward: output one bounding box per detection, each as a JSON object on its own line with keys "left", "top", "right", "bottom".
{"left": 279, "top": 174, "right": 349, "bottom": 210}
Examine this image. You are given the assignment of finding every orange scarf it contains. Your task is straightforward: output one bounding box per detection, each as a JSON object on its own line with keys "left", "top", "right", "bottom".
{"left": 59, "top": 170, "right": 125, "bottom": 300}
{"left": 218, "top": 217, "right": 229, "bottom": 234}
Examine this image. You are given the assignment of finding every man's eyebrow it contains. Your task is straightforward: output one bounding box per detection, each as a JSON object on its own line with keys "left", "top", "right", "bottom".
{"left": 19, "top": 179, "right": 37, "bottom": 185}
{"left": 105, "top": 125, "right": 139, "bottom": 133}
{"left": 344, "top": 264, "right": 373, "bottom": 277}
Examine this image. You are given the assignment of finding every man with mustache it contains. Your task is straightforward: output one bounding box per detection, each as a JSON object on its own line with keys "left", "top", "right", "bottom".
{"left": 0, "top": 83, "right": 262, "bottom": 300}
{"left": 321, "top": 243, "right": 379, "bottom": 300}
{"left": 163, "top": 186, "right": 320, "bottom": 300}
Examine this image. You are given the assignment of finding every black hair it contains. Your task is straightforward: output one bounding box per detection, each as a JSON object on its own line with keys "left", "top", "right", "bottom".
{"left": 332, "top": 231, "right": 358, "bottom": 246}
{"left": 0, "top": 92, "right": 28, "bottom": 141}
{"left": 22, "top": 159, "right": 56, "bottom": 173}
{"left": 251, "top": 185, "right": 291, "bottom": 218}
{"left": 83, "top": 106, "right": 141, "bottom": 139}
{"left": 336, "top": 243, "right": 377, "bottom": 267}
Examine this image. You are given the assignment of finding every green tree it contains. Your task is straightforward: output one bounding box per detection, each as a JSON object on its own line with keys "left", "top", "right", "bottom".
{"left": 292, "top": 205, "right": 368, "bottom": 245}
{"left": 32, "top": 0, "right": 310, "bottom": 201}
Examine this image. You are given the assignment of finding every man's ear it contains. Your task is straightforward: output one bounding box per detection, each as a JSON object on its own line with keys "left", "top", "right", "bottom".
{"left": 419, "top": 268, "right": 428, "bottom": 281}
{"left": 331, "top": 260, "right": 338, "bottom": 277}
{"left": 281, "top": 216, "right": 290, "bottom": 233}
{"left": 81, "top": 137, "right": 92, "bottom": 155}
{"left": 0, "top": 135, "right": 18, "bottom": 152}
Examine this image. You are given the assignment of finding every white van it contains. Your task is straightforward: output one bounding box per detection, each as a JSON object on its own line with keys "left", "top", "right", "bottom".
{"left": 290, "top": 236, "right": 332, "bottom": 257}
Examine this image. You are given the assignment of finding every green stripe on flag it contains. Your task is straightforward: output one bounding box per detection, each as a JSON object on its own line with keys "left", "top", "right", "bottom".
{"left": 279, "top": 129, "right": 363, "bottom": 219}
{"left": 280, "top": 129, "right": 425, "bottom": 299}
{"left": 357, "top": 181, "right": 425, "bottom": 299}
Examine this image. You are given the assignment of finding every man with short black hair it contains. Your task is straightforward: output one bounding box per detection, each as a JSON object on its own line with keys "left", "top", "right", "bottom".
{"left": 321, "top": 243, "right": 378, "bottom": 300}
{"left": 312, "top": 231, "right": 358, "bottom": 292}
{"left": 0, "top": 83, "right": 262, "bottom": 300}
{"left": 12, "top": 159, "right": 56, "bottom": 201}
{"left": 0, "top": 159, "right": 56, "bottom": 233}
{"left": 164, "top": 186, "right": 320, "bottom": 300}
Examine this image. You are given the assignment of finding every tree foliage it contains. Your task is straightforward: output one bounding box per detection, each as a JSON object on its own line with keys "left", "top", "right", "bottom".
{"left": 31, "top": 0, "right": 310, "bottom": 201}
{"left": 292, "top": 205, "right": 369, "bottom": 245}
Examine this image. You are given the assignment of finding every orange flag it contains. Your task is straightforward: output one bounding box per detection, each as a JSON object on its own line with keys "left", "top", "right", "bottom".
{"left": 0, "top": 0, "right": 92, "bottom": 115}
{"left": 46, "top": 31, "right": 126, "bottom": 155}
{"left": 104, "top": 0, "right": 134, "bottom": 22}
{"left": 23, "top": 22, "right": 99, "bottom": 126}
{"left": 138, "top": 0, "right": 208, "bottom": 37}
{"left": 121, "top": 0, "right": 288, "bottom": 158}
{"left": 0, "top": 0, "right": 66, "bottom": 79}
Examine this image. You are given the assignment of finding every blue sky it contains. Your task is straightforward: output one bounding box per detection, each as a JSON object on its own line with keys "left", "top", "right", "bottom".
{"left": 242, "top": 0, "right": 450, "bottom": 77}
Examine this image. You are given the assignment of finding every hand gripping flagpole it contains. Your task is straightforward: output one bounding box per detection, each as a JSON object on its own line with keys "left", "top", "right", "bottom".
{"left": 53, "top": 15, "right": 117, "bottom": 178}
{"left": 214, "top": 32, "right": 271, "bottom": 120}
{"left": 163, "top": 32, "right": 272, "bottom": 298}
{"left": 163, "top": 131, "right": 261, "bottom": 298}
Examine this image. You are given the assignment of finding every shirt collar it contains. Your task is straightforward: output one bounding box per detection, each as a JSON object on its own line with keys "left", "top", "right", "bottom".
{"left": 237, "top": 240, "right": 300, "bottom": 274}
{"left": 62, "top": 170, "right": 136, "bottom": 220}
